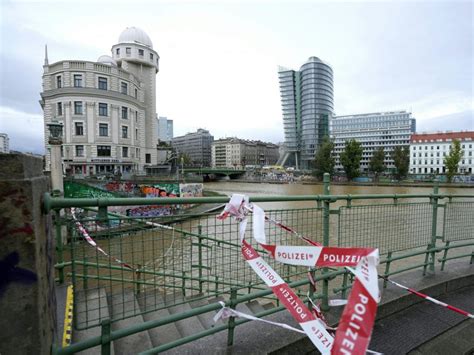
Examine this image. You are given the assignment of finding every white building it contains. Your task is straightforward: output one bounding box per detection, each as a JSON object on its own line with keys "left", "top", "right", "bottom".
{"left": 410, "top": 131, "right": 474, "bottom": 174}
{"left": 0, "top": 133, "right": 9, "bottom": 153}
{"left": 40, "top": 27, "right": 159, "bottom": 176}
{"left": 157, "top": 116, "right": 173, "bottom": 143}
{"left": 212, "top": 138, "right": 279, "bottom": 169}
{"left": 331, "top": 111, "right": 416, "bottom": 173}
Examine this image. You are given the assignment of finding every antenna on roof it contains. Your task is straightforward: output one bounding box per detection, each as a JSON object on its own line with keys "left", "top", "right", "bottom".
{"left": 44, "top": 44, "right": 49, "bottom": 66}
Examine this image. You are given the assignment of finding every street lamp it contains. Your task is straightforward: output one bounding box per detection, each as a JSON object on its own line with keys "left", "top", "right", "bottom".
{"left": 47, "top": 120, "right": 64, "bottom": 194}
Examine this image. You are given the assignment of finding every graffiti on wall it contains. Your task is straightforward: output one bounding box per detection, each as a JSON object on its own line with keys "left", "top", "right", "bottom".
{"left": 125, "top": 206, "right": 172, "bottom": 217}
{"left": 64, "top": 181, "right": 118, "bottom": 198}
{"left": 0, "top": 252, "right": 37, "bottom": 297}
{"left": 140, "top": 183, "right": 179, "bottom": 198}
{"left": 179, "top": 183, "right": 203, "bottom": 198}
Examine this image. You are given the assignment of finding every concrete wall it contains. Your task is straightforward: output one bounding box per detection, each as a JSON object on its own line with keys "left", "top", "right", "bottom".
{"left": 0, "top": 153, "right": 56, "bottom": 355}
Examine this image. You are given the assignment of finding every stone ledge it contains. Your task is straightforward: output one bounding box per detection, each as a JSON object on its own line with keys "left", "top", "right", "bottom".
{"left": 0, "top": 153, "right": 44, "bottom": 180}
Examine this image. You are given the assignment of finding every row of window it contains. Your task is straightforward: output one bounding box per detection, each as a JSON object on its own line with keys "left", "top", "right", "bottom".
{"left": 412, "top": 144, "right": 473, "bottom": 150}
{"left": 57, "top": 74, "right": 138, "bottom": 98}
{"left": 73, "top": 122, "right": 137, "bottom": 139}
{"left": 412, "top": 159, "right": 472, "bottom": 165}
{"left": 60, "top": 101, "right": 136, "bottom": 119}
{"left": 73, "top": 145, "right": 129, "bottom": 158}
{"left": 116, "top": 47, "right": 156, "bottom": 62}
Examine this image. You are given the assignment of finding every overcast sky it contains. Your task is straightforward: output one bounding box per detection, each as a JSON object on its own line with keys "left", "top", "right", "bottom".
{"left": 0, "top": 0, "right": 472, "bottom": 154}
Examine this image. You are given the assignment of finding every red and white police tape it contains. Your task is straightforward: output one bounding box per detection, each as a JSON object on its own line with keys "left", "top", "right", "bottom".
{"left": 71, "top": 208, "right": 135, "bottom": 270}
{"left": 382, "top": 277, "right": 474, "bottom": 319}
{"left": 217, "top": 194, "right": 380, "bottom": 355}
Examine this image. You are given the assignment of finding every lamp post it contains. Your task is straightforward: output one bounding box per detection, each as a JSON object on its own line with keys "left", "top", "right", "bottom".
{"left": 47, "top": 121, "right": 64, "bottom": 194}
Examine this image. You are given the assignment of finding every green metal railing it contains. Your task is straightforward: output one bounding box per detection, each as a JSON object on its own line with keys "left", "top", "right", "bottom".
{"left": 48, "top": 175, "right": 474, "bottom": 354}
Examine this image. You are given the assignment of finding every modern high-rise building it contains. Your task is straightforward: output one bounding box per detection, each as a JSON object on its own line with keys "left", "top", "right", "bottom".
{"left": 278, "top": 57, "right": 334, "bottom": 170}
{"left": 171, "top": 129, "right": 214, "bottom": 167}
{"left": 0, "top": 133, "right": 10, "bottom": 153}
{"left": 40, "top": 27, "right": 159, "bottom": 176}
{"left": 331, "top": 110, "right": 416, "bottom": 173}
{"left": 157, "top": 116, "right": 173, "bottom": 143}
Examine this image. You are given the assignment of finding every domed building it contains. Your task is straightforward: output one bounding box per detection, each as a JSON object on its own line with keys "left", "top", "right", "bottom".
{"left": 40, "top": 27, "right": 159, "bottom": 176}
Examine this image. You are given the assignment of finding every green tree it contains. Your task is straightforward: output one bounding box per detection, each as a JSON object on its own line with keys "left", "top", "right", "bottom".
{"left": 391, "top": 146, "right": 410, "bottom": 181}
{"left": 313, "top": 136, "right": 335, "bottom": 179}
{"left": 444, "top": 139, "right": 463, "bottom": 183}
{"left": 368, "top": 147, "right": 385, "bottom": 182}
{"left": 340, "top": 139, "right": 363, "bottom": 180}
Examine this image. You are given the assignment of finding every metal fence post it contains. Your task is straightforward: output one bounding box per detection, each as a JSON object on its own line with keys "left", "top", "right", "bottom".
{"left": 100, "top": 319, "right": 111, "bottom": 355}
{"left": 429, "top": 180, "right": 439, "bottom": 272}
{"left": 55, "top": 209, "right": 65, "bottom": 284}
{"left": 321, "top": 173, "right": 331, "bottom": 311}
{"left": 227, "top": 287, "right": 238, "bottom": 346}
{"left": 198, "top": 225, "right": 203, "bottom": 294}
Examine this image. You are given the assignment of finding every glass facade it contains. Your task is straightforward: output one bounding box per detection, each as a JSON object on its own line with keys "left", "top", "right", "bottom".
{"left": 331, "top": 111, "right": 416, "bottom": 172}
{"left": 278, "top": 57, "right": 334, "bottom": 169}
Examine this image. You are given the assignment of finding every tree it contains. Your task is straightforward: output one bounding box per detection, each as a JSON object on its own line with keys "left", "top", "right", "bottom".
{"left": 313, "top": 136, "right": 335, "bottom": 179}
{"left": 444, "top": 139, "right": 463, "bottom": 183}
{"left": 368, "top": 147, "right": 385, "bottom": 182}
{"left": 340, "top": 139, "right": 363, "bottom": 180}
{"left": 391, "top": 146, "right": 410, "bottom": 181}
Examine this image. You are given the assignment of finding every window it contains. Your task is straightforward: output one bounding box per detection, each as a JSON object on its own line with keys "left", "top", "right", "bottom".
{"left": 76, "top": 145, "right": 84, "bottom": 157}
{"left": 135, "top": 88, "right": 138, "bottom": 98}
{"left": 121, "top": 82, "right": 128, "bottom": 95}
{"left": 97, "top": 145, "right": 111, "bottom": 157}
{"left": 121, "top": 126, "right": 128, "bottom": 138}
{"left": 57, "top": 76, "right": 62, "bottom": 88}
{"left": 135, "top": 128, "right": 138, "bottom": 139}
{"left": 116, "top": 48, "right": 120, "bottom": 55}
{"left": 74, "top": 101, "right": 83, "bottom": 115}
{"left": 122, "top": 147, "right": 128, "bottom": 158}
{"left": 146, "top": 153, "right": 151, "bottom": 164}
{"left": 99, "top": 123, "right": 108, "bottom": 136}
{"left": 74, "top": 74, "right": 82, "bottom": 87}
{"left": 57, "top": 102, "right": 63, "bottom": 116}
{"left": 138, "top": 49, "right": 144, "bottom": 56}
{"left": 75, "top": 122, "right": 84, "bottom": 136}
{"left": 99, "top": 103, "right": 108, "bottom": 116}
{"left": 150, "top": 53, "right": 153, "bottom": 60}
{"left": 98, "top": 77, "right": 108, "bottom": 90}
{"left": 121, "top": 107, "right": 128, "bottom": 119}
{"left": 126, "top": 47, "right": 131, "bottom": 54}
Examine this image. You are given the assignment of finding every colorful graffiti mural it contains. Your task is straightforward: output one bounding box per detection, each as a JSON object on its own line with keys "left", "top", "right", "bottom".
{"left": 64, "top": 181, "right": 118, "bottom": 198}
{"left": 179, "top": 183, "right": 203, "bottom": 198}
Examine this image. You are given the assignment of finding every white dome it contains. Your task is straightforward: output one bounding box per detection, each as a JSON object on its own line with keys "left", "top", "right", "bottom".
{"left": 118, "top": 27, "right": 153, "bottom": 48}
{"left": 97, "top": 55, "right": 117, "bottom": 66}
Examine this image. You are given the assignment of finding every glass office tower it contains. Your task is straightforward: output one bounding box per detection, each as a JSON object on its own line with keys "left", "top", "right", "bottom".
{"left": 278, "top": 57, "right": 334, "bottom": 170}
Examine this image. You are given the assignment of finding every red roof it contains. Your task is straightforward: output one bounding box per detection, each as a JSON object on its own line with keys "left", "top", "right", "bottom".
{"left": 411, "top": 131, "right": 474, "bottom": 143}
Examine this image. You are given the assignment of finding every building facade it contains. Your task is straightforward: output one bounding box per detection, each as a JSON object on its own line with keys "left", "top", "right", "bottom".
{"left": 0, "top": 133, "right": 9, "bottom": 153}
{"left": 40, "top": 27, "right": 159, "bottom": 176}
{"left": 157, "top": 116, "right": 173, "bottom": 143}
{"left": 278, "top": 57, "right": 334, "bottom": 170}
{"left": 331, "top": 111, "right": 416, "bottom": 173}
{"left": 171, "top": 129, "right": 214, "bottom": 167}
{"left": 211, "top": 138, "right": 279, "bottom": 169}
{"left": 410, "top": 131, "right": 474, "bottom": 174}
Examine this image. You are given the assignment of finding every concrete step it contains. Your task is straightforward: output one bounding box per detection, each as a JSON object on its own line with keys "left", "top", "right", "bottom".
{"left": 139, "top": 291, "right": 182, "bottom": 347}
{"left": 73, "top": 288, "right": 114, "bottom": 355}
{"left": 246, "top": 300, "right": 265, "bottom": 314}
{"left": 110, "top": 290, "right": 153, "bottom": 355}
{"left": 168, "top": 302, "right": 206, "bottom": 337}
{"left": 188, "top": 296, "right": 224, "bottom": 329}
{"left": 261, "top": 300, "right": 277, "bottom": 310}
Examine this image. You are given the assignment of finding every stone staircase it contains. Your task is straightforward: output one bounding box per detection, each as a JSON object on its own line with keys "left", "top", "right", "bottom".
{"left": 72, "top": 288, "right": 276, "bottom": 354}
